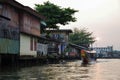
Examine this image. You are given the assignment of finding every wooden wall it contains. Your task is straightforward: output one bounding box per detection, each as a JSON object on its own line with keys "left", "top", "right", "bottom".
{"left": 0, "top": 4, "right": 19, "bottom": 54}
{"left": 21, "top": 13, "right": 40, "bottom": 37}
{"left": 0, "top": 3, "right": 41, "bottom": 55}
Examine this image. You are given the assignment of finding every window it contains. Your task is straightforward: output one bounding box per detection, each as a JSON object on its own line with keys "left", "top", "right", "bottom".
{"left": 0, "top": 4, "right": 3, "bottom": 14}
{"left": 3, "top": 29, "right": 8, "bottom": 38}
{"left": 34, "top": 39, "right": 37, "bottom": 51}
{"left": 30, "top": 37, "right": 33, "bottom": 51}
{"left": 12, "top": 31, "right": 17, "bottom": 40}
{"left": 0, "top": 4, "right": 3, "bottom": 9}
{"left": 30, "top": 37, "right": 37, "bottom": 51}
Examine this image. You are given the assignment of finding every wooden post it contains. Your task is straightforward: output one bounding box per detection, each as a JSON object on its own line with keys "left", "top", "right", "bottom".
{"left": 0, "top": 55, "right": 1, "bottom": 65}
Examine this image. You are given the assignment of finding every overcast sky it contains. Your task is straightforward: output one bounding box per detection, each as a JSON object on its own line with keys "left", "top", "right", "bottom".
{"left": 16, "top": 0, "right": 120, "bottom": 50}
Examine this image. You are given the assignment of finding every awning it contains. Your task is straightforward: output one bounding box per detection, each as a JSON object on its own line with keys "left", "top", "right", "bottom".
{"left": 69, "top": 43, "right": 88, "bottom": 50}
{"left": 41, "top": 21, "right": 47, "bottom": 27}
{"left": 85, "top": 50, "right": 96, "bottom": 54}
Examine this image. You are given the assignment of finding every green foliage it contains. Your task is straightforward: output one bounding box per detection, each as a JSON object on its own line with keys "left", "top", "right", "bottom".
{"left": 69, "top": 28, "right": 95, "bottom": 47}
{"left": 35, "top": 1, "right": 78, "bottom": 29}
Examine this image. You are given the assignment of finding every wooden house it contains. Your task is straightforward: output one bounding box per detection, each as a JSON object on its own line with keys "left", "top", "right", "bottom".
{"left": 46, "top": 29, "right": 72, "bottom": 56}
{"left": 37, "top": 37, "right": 61, "bottom": 59}
{"left": 0, "top": 0, "right": 45, "bottom": 64}
{"left": 0, "top": 0, "right": 20, "bottom": 64}
{"left": 19, "top": 6, "right": 43, "bottom": 59}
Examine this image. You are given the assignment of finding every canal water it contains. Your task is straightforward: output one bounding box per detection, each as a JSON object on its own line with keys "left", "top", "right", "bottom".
{"left": 0, "top": 59, "right": 120, "bottom": 80}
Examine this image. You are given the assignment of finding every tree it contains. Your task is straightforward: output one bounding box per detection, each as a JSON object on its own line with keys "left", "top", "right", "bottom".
{"left": 69, "top": 28, "right": 95, "bottom": 48}
{"left": 35, "top": 1, "right": 78, "bottom": 29}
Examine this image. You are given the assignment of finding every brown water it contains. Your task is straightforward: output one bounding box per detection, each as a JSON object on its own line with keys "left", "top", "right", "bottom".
{"left": 0, "top": 59, "right": 120, "bottom": 80}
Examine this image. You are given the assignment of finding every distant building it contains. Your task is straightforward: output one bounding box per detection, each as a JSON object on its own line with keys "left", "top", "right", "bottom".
{"left": 111, "top": 50, "right": 120, "bottom": 58}
{"left": 92, "top": 46, "right": 113, "bottom": 57}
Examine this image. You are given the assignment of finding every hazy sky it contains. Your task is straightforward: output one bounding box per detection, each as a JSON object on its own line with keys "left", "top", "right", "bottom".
{"left": 16, "top": 0, "right": 120, "bottom": 50}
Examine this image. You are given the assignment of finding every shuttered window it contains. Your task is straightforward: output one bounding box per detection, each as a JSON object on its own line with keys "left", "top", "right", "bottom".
{"left": 30, "top": 37, "right": 33, "bottom": 51}
{"left": 34, "top": 39, "right": 37, "bottom": 51}
{"left": 30, "top": 38, "right": 37, "bottom": 51}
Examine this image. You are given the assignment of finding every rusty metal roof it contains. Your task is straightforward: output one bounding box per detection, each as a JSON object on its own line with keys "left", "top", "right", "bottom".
{"left": 0, "top": 0, "right": 46, "bottom": 20}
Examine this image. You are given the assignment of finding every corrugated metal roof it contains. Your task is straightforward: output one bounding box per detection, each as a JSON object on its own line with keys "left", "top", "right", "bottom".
{"left": 69, "top": 43, "right": 88, "bottom": 50}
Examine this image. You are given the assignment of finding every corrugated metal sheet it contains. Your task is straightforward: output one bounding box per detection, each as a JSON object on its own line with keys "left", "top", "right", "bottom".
{"left": 0, "top": 38, "right": 19, "bottom": 54}
{"left": 37, "top": 43, "right": 48, "bottom": 56}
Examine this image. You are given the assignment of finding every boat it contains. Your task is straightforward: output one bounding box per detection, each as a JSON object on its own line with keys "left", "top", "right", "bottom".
{"left": 81, "top": 50, "right": 97, "bottom": 64}
{"left": 86, "top": 50, "right": 97, "bottom": 64}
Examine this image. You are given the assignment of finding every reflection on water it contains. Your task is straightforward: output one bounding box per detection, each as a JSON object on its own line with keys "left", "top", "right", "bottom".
{"left": 0, "top": 59, "right": 120, "bottom": 80}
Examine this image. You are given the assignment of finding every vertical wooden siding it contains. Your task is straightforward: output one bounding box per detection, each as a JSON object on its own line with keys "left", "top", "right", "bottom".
{"left": 1, "top": 4, "right": 19, "bottom": 40}
{"left": 21, "top": 13, "right": 40, "bottom": 36}
{"left": 0, "top": 4, "right": 20, "bottom": 54}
